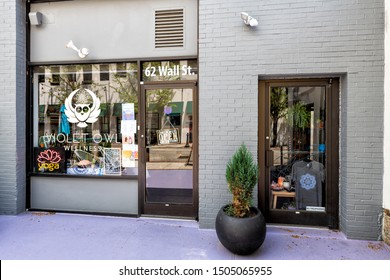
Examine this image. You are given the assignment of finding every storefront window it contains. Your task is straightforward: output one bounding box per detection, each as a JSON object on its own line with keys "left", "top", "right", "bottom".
{"left": 32, "top": 63, "right": 139, "bottom": 176}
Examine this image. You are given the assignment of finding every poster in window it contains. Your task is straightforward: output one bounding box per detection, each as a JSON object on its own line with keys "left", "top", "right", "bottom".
{"left": 103, "top": 148, "right": 122, "bottom": 175}
{"left": 34, "top": 147, "right": 66, "bottom": 173}
{"left": 122, "top": 103, "right": 135, "bottom": 120}
{"left": 121, "top": 120, "right": 136, "bottom": 135}
{"left": 122, "top": 144, "right": 138, "bottom": 168}
{"left": 123, "top": 134, "right": 135, "bottom": 145}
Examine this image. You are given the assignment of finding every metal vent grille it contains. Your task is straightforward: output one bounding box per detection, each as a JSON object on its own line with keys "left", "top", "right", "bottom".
{"left": 155, "top": 9, "right": 184, "bottom": 48}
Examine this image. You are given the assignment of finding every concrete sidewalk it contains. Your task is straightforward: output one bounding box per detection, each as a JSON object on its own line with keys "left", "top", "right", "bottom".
{"left": 0, "top": 212, "right": 390, "bottom": 260}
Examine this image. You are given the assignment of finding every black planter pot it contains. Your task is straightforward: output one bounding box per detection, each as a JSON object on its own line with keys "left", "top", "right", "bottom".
{"left": 215, "top": 205, "right": 266, "bottom": 255}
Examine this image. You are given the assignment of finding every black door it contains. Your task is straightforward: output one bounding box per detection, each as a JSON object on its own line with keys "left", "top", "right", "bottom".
{"left": 139, "top": 82, "right": 198, "bottom": 218}
{"left": 259, "top": 79, "right": 339, "bottom": 228}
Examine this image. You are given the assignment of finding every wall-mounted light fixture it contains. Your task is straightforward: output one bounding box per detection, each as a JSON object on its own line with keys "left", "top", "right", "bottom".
{"left": 241, "top": 12, "right": 258, "bottom": 27}
{"left": 29, "top": 12, "right": 43, "bottom": 26}
{"left": 66, "top": 40, "right": 89, "bottom": 58}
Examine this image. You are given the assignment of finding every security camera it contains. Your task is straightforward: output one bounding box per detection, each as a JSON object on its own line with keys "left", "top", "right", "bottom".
{"left": 241, "top": 12, "right": 258, "bottom": 27}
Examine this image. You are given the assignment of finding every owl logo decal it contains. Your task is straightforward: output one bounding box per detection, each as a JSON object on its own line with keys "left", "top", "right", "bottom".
{"left": 64, "top": 89, "right": 101, "bottom": 128}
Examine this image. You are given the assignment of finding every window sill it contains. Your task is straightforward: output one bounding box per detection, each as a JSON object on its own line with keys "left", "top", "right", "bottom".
{"left": 28, "top": 172, "right": 138, "bottom": 180}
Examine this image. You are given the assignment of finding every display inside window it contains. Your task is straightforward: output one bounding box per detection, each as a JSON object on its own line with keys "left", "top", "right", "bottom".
{"left": 269, "top": 86, "right": 326, "bottom": 212}
{"left": 33, "top": 63, "right": 138, "bottom": 176}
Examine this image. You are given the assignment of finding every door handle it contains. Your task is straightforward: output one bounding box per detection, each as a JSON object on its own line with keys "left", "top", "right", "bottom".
{"left": 140, "top": 134, "right": 145, "bottom": 148}
{"left": 266, "top": 150, "right": 274, "bottom": 167}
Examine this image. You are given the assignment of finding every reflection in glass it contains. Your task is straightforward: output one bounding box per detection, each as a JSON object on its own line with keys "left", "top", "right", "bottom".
{"left": 269, "top": 87, "right": 326, "bottom": 212}
{"left": 145, "top": 88, "right": 193, "bottom": 205}
{"left": 33, "top": 63, "right": 139, "bottom": 176}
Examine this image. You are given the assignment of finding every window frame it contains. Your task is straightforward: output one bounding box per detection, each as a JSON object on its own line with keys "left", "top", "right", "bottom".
{"left": 29, "top": 62, "right": 140, "bottom": 179}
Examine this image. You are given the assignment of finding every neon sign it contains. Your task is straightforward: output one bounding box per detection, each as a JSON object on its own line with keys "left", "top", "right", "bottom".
{"left": 34, "top": 148, "right": 66, "bottom": 173}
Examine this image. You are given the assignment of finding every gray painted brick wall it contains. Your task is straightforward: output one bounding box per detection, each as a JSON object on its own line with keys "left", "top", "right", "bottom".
{"left": 0, "top": 0, "right": 26, "bottom": 214}
{"left": 198, "top": 0, "right": 384, "bottom": 240}
{"left": 0, "top": 0, "right": 384, "bottom": 240}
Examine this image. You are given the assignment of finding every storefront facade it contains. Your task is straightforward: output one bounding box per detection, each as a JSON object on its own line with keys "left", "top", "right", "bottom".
{"left": 0, "top": 0, "right": 389, "bottom": 242}
{"left": 26, "top": 0, "right": 198, "bottom": 217}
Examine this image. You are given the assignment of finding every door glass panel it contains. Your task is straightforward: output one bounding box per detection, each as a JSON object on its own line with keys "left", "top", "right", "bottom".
{"left": 145, "top": 88, "right": 193, "bottom": 204}
{"left": 269, "top": 86, "right": 326, "bottom": 212}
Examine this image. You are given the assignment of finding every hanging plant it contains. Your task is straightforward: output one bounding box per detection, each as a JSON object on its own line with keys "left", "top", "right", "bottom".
{"left": 286, "top": 101, "right": 311, "bottom": 130}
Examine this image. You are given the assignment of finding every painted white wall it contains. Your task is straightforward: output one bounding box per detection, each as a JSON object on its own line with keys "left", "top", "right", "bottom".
{"left": 384, "top": 0, "right": 390, "bottom": 211}
{"left": 30, "top": 0, "right": 197, "bottom": 63}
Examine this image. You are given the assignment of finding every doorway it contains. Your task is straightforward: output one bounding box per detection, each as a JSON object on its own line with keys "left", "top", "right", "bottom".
{"left": 259, "top": 79, "right": 339, "bottom": 228}
{"left": 139, "top": 83, "right": 198, "bottom": 218}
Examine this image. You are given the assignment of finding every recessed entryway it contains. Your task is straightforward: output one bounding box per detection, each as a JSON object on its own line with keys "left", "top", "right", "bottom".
{"left": 259, "top": 78, "right": 339, "bottom": 228}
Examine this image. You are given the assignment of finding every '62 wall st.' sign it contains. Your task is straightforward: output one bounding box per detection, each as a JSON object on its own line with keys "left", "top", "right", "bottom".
{"left": 144, "top": 64, "right": 195, "bottom": 77}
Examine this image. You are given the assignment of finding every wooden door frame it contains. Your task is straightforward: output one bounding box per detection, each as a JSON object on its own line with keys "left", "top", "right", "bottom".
{"left": 258, "top": 78, "right": 339, "bottom": 228}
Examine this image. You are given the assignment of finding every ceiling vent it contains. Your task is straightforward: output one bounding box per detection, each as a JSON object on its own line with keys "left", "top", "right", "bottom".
{"left": 155, "top": 9, "right": 184, "bottom": 48}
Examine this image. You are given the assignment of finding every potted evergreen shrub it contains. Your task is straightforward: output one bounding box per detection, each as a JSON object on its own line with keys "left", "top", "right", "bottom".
{"left": 215, "top": 144, "right": 266, "bottom": 255}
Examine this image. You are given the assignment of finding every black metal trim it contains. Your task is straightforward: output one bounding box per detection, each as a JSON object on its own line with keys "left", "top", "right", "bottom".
{"left": 27, "top": 208, "right": 139, "bottom": 218}
{"left": 139, "top": 82, "right": 199, "bottom": 219}
{"left": 259, "top": 78, "right": 340, "bottom": 229}
{"left": 29, "top": 172, "right": 138, "bottom": 180}
{"left": 28, "top": 56, "right": 198, "bottom": 67}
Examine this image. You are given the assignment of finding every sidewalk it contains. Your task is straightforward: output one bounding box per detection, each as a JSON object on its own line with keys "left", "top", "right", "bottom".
{"left": 1, "top": 211, "right": 390, "bottom": 260}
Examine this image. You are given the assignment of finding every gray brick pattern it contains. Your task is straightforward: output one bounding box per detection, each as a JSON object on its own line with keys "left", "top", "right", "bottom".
{"left": 198, "top": 0, "right": 384, "bottom": 240}
{"left": 0, "top": 0, "right": 26, "bottom": 214}
{"left": 0, "top": 0, "right": 384, "bottom": 240}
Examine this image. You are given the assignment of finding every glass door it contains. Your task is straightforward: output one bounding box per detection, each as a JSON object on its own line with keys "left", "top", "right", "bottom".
{"left": 140, "top": 83, "right": 197, "bottom": 218}
{"left": 259, "top": 79, "right": 339, "bottom": 228}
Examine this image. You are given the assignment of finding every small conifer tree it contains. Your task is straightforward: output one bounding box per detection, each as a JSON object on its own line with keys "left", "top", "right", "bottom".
{"left": 225, "top": 144, "right": 258, "bottom": 218}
